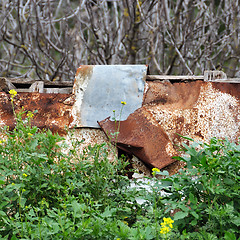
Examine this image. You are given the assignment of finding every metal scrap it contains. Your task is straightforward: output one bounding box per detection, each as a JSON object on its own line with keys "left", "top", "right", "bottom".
{"left": 1, "top": 68, "right": 240, "bottom": 173}
{"left": 99, "top": 80, "right": 240, "bottom": 170}
{"left": 71, "top": 65, "right": 148, "bottom": 128}
{"left": 0, "top": 92, "right": 73, "bottom": 134}
{"left": 98, "top": 108, "right": 177, "bottom": 170}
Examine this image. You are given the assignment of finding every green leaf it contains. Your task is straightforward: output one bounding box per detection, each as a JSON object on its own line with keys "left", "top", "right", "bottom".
{"left": 190, "top": 211, "right": 199, "bottom": 219}
{"left": 224, "top": 231, "right": 236, "bottom": 240}
{"left": 10, "top": 235, "right": 18, "bottom": 240}
{"left": 232, "top": 216, "right": 240, "bottom": 226}
{"left": 0, "top": 180, "right": 5, "bottom": 185}
{"left": 189, "top": 193, "right": 198, "bottom": 205}
{"left": 174, "top": 211, "right": 188, "bottom": 220}
{"left": 223, "top": 178, "right": 235, "bottom": 185}
{"left": 0, "top": 210, "right": 6, "bottom": 216}
{"left": 19, "top": 197, "right": 26, "bottom": 208}
{"left": 191, "top": 219, "right": 197, "bottom": 226}
{"left": 156, "top": 170, "right": 169, "bottom": 176}
{"left": 176, "top": 134, "right": 194, "bottom": 141}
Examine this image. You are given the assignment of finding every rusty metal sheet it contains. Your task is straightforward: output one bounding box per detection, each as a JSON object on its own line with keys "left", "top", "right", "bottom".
{"left": 70, "top": 65, "right": 147, "bottom": 128}
{"left": 99, "top": 80, "right": 240, "bottom": 170}
{"left": 98, "top": 108, "right": 177, "bottom": 170}
{"left": 142, "top": 81, "right": 240, "bottom": 147}
{"left": 0, "top": 92, "right": 73, "bottom": 134}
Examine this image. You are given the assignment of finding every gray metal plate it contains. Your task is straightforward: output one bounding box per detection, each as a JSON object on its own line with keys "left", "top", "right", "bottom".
{"left": 72, "top": 65, "right": 147, "bottom": 128}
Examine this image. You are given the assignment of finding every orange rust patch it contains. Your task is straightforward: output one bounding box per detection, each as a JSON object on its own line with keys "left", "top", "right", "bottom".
{"left": 75, "top": 65, "right": 94, "bottom": 79}
{"left": 98, "top": 108, "right": 177, "bottom": 169}
{"left": 143, "top": 81, "right": 202, "bottom": 109}
{"left": 212, "top": 82, "right": 240, "bottom": 101}
{"left": 0, "top": 92, "right": 73, "bottom": 134}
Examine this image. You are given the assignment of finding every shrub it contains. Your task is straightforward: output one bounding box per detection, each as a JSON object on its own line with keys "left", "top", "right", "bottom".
{"left": 153, "top": 136, "right": 240, "bottom": 239}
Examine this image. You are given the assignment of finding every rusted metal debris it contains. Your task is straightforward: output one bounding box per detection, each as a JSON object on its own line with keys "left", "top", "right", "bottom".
{"left": 98, "top": 108, "right": 177, "bottom": 169}
{"left": 99, "top": 80, "right": 240, "bottom": 170}
{"left": 0, "top": 92, "right": 73, "bottom": 134}
{"left": 71, "top": 65, "right": 148, "bottom": 128}
{"left": 1, "top": 67, "right": 240, "bottom": 173}
{"left": 142, "top": 80, "right": 240, "bottom": 147}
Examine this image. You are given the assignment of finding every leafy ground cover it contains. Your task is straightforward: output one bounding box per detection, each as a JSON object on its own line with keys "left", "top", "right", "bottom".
{"left": 0, "top": 91, "right": 240, "bottom": 239}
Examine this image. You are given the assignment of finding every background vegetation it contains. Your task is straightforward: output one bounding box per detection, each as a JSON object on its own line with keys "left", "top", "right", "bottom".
{"left": 0, "top": 0, "right": 240, "bottom": 81}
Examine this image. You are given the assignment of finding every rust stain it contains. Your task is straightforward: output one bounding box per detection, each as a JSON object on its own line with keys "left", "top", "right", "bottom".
{"left": 143, "top": 81, "right": 202, "bottom": 109}
{"left": 142, "top": 81, "right": 240, "bottom": 149}
{"left": 98, "top": 108, "right": 177, "bottom": 170}
{"left": 0, "top": 92, "right": 73, "bottom": 134}
{"left": 100, "top": 80, "right": 240, "bottom": 171}
{"left": 212, "top": 82, "right": 240, "bottom": 101}
{"left": 73, "top": 65, "right": 94, "bottom": 94}
{"left": 1, "top": 76, "right": 240, "bottom": 174}
{"left": 75, "top": 65, "right": 94, "bottom": 78}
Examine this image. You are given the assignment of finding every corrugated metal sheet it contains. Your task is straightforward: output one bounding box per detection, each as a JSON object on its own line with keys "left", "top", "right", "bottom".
{"left": 70, "top": 65, "right": 147, "bottom": 128}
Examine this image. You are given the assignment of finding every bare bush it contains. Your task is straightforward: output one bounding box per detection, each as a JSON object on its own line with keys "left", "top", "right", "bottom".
{"left": 0, "top": 0, "right": 239, "bottom": 82}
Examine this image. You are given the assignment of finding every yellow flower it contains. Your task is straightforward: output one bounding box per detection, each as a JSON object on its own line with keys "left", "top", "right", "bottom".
{"left": 23, "top": 173, "right": 27, "bottom": 177}
{"left": 160, "top": 217, "right": 174, "bottom": 234}
{"left": 121, "top": 101, "right": 126, "bottom": 105}
{"left": 27, "top": 112, "right": 34, "bottom": 118}
{"left": 163, "top": 217, "right": 174, "bottom": 226}
{"left": 28, "top": 133, "right": 33, "bottom": 137}
{"left": 9, "top": 89, "right": 17, "bottom": 96}
{"left": 11, "top": 183, "right": 15, "bottom": 185}
{"left": 160, "top": 226, "right": 170, "bottom": 234}
{"left": 152, "top": 167, "right": 160, "bottom": 176}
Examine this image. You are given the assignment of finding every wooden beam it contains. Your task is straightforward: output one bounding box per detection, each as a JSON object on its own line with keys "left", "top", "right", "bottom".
{"left": 7, "top": 77, "right": 73, "bottom": 87}
{"left": 146, "top": 75, "right": 204, "bottom": 81}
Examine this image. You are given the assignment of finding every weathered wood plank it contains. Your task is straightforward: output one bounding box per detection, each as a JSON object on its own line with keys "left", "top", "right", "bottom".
{"left": 7, "top": 77, "right": 73, "bottom": 87}
{"left": 146, "top": 75, "right": 204, "bottom": 81}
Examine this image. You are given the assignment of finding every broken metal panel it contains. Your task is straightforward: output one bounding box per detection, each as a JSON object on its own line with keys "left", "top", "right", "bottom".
{"left": 0, "top": 92, "right": 73, "bottom": 134}
{"left": 98, "top": 108, "right": 177, "bottom": 170}
{"left": 100, "top": 80, "right": 240, "bottom": 170}
{"left": 71, "top": 65, "right": 148, "bottom": 128}
{"left": 143, "top": 81, "right": 240, "bottom": 148}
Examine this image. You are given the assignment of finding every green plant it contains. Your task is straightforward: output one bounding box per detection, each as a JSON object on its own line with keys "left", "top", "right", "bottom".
{"left": 0, "top": 91, "right": 144, "bottom": 239}
{"left": 153, "top": 136, "right": 240, "bottom": 239}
